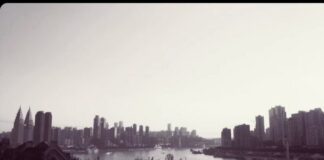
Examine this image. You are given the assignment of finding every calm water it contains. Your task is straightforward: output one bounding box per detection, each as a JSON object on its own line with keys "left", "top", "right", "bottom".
{"left": 72, "top": 148, "right": 233, "bottom": 160}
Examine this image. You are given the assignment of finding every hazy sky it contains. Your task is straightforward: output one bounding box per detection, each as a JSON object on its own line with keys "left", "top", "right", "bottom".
{"left": 1, "top": 3, "right": 324, "bottom": 138}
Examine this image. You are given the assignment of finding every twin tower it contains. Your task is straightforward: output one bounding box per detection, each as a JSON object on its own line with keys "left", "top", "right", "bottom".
{"left": 11, "top": 107, "right": 52, "bottom": 147}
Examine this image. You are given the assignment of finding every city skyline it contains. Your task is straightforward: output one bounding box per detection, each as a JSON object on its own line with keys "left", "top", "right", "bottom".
{"left": 6, "top": 107, "right": 198, "bottom": 136}
{"left": 5, "top": 107, "right": 202, "bottom": 148}
{"left": 2, "top": 4, "right": 324, "bottom": 138}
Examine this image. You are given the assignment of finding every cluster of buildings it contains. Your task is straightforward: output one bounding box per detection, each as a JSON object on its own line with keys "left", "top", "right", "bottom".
{"left": 10, "top": 107, "right": 52, "bottom": 147}
{"left": 221, "top": 105, "right": 324, "bottom": 149}
{"left": 3, "top": 107, "right": 202, "bottom": 149}
{"left": 52, "top": 115, "right": 200, "bottom": 148}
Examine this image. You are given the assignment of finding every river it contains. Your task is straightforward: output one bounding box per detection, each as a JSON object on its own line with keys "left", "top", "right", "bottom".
{"left": 72, "top": 148, "right": 234, "bottom": 160}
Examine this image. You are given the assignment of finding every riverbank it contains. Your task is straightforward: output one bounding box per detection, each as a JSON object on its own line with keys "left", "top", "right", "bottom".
{"left": 63, "top": 146, "right": 199, "bottom": 154}
{"left": 203, "top": 147, "right": 324, "bottom": 160}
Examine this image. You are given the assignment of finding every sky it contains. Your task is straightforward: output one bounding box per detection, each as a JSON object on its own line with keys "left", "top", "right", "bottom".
{"left": 1, "top": 3, "right": 324, "bottom": 138}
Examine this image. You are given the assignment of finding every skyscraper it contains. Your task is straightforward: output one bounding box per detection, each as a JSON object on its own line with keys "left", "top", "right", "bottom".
{"left": 114, "top": 122, "right": 118, "bottom": 139}
{"left": 233, "top": 124, "right": 251, "bottom": 149}
{"left": 139, "top": 125, "right": 144, "bottom": 146}
{"left": 254, "top": 115, "right": 265, "bottom": 141}
{"left": 44, "top": 112, "right": 52, "bottom": 142}
{"left": 221, "top": 128, "right": 231, "bottom": 147}
{"left": 145, "top": 126, "right": 149, "bottom": 136}
{"left": 133, "top": 123, "right": 137, "bottom": 135}
{"left": 287, "top": 111, "right": 306, "bottom": 147}
{"left": 190, "top": 130, "right": 197, "bottom": 137}
{"left": 305, "top": 108, "right": 324, "bottom": 146}
{"left": 139, "top": 125, "right": 144, "bottom": 137}
{"left": 23, "top": 107, "right": 34, "bottom": 142}
{"left": 11, "top": 107, "right": 24, "bottom": 147}
{"left": 269, "top": 105, "right": 287, "bottom": 145}
{"left": 34, "top": 111, "right": 45, "bottom": 144}
{"left": 93, "top": 115, "right": 100, "bottom": 139}
{"left": 144, "top": 126, "right": 150, "bottom": 146}
{"left": 100, "top": 117, "right": 107, "bottom": 144}
{"left": 52, "top": 127, "right": 61, "bottom": 145}
{"left": 118, "top": 121, "right": 124, "bottom": 136}
{"left": 174, "top": 127, "right": 179, "bottom": 136}
{"left": 83, "top": 127, "right": 92, "bottom": 146}
{"left": 167, "top": 123, "right": 172, "bottom": 136}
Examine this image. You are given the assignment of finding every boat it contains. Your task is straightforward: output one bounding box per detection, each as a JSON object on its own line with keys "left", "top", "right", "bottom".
{"left": 154, "top": 144, "right": 162, "bottom": 149}
{"left": 190, "top": 149, "right": 202, "bottom": 154}
{"left": 87, "top": 145, "right": 99, "bottom": 154}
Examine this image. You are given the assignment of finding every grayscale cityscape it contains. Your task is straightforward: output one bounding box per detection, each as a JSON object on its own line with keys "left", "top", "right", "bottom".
{"left": 1, "top": 3, "right": 324, "bottom": 160}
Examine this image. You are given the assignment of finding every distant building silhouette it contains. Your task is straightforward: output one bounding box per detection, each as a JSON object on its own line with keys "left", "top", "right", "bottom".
{"left": 221, "top": 128, "right": 231, "bottom": 147}
{"left": 32, "top": 111, "right": 52, "bottom": 144}
{"left": 269, "top": 105, "right": 287, "bottom": 145}
{"left": 265, "top": 127, "right": 271, "bottom": 141}
{"left": 11, "top": 107, "right": 24, "bottom": 147}
{"left": 233, "top": 124, "right": 250, "bottom": 149}
{"left": 44, "top": 112, "right": 52, "bottom": 142}
{"left": 33, "top": 111, "right": 45, "bottom": 144}
{"left": 112, "top": 122, "right": 117, "bottom": 139}
{"left": 83, "top": 127, "right": 92, "bottom": 146}
{"left": 52, "top": 127, "right": 61, "bottom": 144}
{"left": 174, "top": 127, "right": 179, "bottom": 136}
{"left": 287, "top": 111, "right": 306, "bottom": 147}
{"left": 190, "top": 130, "right": 197, "bottom": 137}
{"left": 118, "top": 121, "right": 124, "bottom": 137}
{"left": 145, "top": 126, "right": 149, "bottom": 136}
{"left": 167, "top": 123, "right": 172, "bottom": 137}
{"left": 23, "top": 108, "right": 34, "bottom": 143}
{"left": 139, "top": 125, "right": 144, "bottom": 137}
{"left": 305, "top": 108, "right": 324, "bottom": 146}
{"left": 100, "top": 117, "right": 107, "bottom": 146}
{"left": 133, "top": 124, "right": 137, "bottom": 135}
{"left": 254, "top": 115, "right": 265, "bottom": 141}
{"left": 93, "top": 115, "right": 100, "bottom": 139}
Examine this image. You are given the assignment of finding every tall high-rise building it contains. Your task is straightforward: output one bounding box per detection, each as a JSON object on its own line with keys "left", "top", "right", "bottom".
{"left": 93, "top": 115, "right": 100, "bottom": 139}
{"left": 34, "top": 111, "right": 45, "bottom": 144}
{"left": 139, "top": 125, "right": 144, "bottom": 145}
{"left": 51, "top": 127, "right": 61, "bottom": 144}
{"left": 305, "top": 108, "right": 324, "bottom": 146}
{"left": 73, "top": 129, "right": 84, "bottom": 147}
{"left": 44, "top": 112, "right": 52, "bottom": 142}
{"left": 221, "top": 128, "right": 231, "bottom": 147}
{"left": 133, "top": 124, "right": 137, "bottom": 135}
{"left": 119, "top": 121, "right": 123, "bottom": 128}
{"left": 269, "top": 105, "right": 287, "bottom": 145}
{"left": 118, "top": 121, "right": 124, "bottom": 136}
{"left": 179, "top": 127, "right": 188, "bottom": 136}
{"left": 83, "top": 127, "right": 92, "bottom": 146}
{"left": 265, "top": 127, "right": 271, "bottom": 141}
{"left": 11, "top": 107, "right": 24, "bottom": 147}
{"left": 174, "top": 127, "right": 179, "bottom": 136}
{"left": 100, "top": 117, "right": 107, "bottom": 144}
{"left": 114, "top": 122, "right": 118, "bottom": 139}
{"left": 145, "top": 126, "right": 149, "bottom": 136}
{"left": 190, "top": 130, "right": 197, "bottom": 137}
{"left": 167, "top": 123, "right": 172, "bottom": 137}
{"left": 139, "top": 125, "right": 144, "bottom": 137}
{"left": 287, "top": 111, "right": 306, "bottom": 147}
{"left": 23, "top": 107, "right": 34, "bottom": 142}
{"left": 254, "top": 115, "right": 265, "bottom": 141}
{"left": 233, "top": 124, "right": 251, "bottom": 149}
